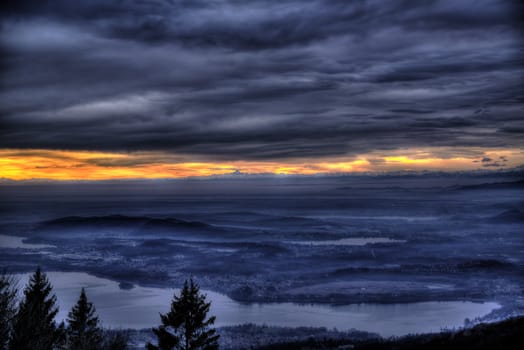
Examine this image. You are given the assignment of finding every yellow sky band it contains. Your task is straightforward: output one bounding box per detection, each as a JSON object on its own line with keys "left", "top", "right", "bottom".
{"left": 0, "top": 148, "right": 523, "bottom": 181}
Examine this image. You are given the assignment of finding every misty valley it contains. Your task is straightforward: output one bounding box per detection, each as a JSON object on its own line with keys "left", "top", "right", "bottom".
{"left": 1, "top": 173, "right": 523, "bottom": 348}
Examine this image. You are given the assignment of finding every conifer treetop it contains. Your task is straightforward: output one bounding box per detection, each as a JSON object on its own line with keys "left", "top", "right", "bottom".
{"left": 147, "top": 278, "right": 219, "bottom": 350}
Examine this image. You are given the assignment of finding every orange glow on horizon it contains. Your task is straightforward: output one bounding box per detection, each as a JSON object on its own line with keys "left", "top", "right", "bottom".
{"left": 0, "top": 148, "right": 523, "bottom": 181}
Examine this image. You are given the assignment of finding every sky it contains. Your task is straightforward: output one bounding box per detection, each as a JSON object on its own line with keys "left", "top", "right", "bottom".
{"left": 1, "top": 0, "right": 523, "bottom": 180}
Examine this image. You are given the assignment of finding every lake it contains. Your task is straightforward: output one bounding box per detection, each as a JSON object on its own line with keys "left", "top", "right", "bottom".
{"left": 15, "top": 272, "right": 500, "bottom": 337}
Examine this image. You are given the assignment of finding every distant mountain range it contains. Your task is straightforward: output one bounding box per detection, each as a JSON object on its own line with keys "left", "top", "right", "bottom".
{"left": 453, "top": 179, "right": 524, "bottom": 191}
{"left": 40, "top": 214, "right": 216, "bottom": 232}
{"left": 489, "top": 209, "right": 524, "bottom": 224}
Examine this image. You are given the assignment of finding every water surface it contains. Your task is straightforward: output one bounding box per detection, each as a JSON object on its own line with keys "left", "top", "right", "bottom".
{"left": 294, "top": 237, "right": 406, "bottom": 246}
{"left": 15, "top": 272, "right": 499, "bottom": 337}
{"left": 0, "top": 234, "right": 55, "bottom": 249}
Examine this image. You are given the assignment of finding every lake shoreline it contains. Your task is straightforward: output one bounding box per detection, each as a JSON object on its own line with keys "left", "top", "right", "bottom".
{"left": 7, "top": 263, "right": 506, "bottom": 306}
{"left": 11, "top": 270, "right": 505, "bottom": 339}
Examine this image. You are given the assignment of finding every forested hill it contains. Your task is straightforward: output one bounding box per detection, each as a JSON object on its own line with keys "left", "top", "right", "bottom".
{"left": 255, "top": 316, "right": 524, "bottom": 350}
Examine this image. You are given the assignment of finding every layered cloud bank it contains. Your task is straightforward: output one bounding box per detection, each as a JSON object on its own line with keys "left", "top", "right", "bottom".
{"left": 1, "top": 1, "right": 523, "bottom": 178}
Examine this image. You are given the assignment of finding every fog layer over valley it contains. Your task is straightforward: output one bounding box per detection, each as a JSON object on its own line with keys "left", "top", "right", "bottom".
{"left": 1, "top": 173, "right": 523, "bottom": 334}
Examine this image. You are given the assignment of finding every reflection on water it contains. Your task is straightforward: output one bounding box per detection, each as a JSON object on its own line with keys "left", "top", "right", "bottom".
{"left": 15, "top": 272, "right": 499, "bottom": 337}
{"left": 294, "top": 237, "right": 406, "bottom": 246}
{"left": 0, "top": 235, "right": 55, "bottom": 249}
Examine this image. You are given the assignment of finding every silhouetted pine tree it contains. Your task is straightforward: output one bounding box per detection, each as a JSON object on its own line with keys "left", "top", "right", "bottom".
{"left": 66, "top": 288, "right": 103, "bottom": 350}
{"left": 9, "top": 267, "right": 62, "bottom": 350}
{"left": 147, "top": 278, "right": 219, "bottom": 350}
{"left": 0, "top": 273, "right": 17, "bottom": 349}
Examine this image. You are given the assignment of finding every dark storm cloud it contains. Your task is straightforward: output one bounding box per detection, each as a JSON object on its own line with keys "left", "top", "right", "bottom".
{"left": 0, "top": 0, "right": 523, "bottom": 160}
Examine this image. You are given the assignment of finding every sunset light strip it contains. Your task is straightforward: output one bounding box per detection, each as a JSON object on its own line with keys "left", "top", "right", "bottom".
{"left": 0, "top": 148, "right": 522, "bottom": 181}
